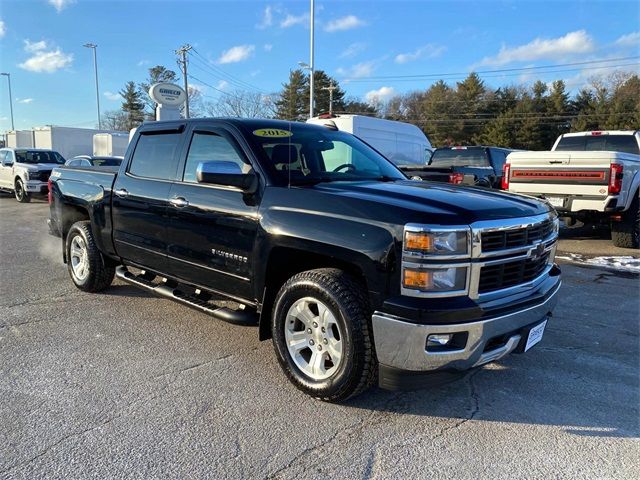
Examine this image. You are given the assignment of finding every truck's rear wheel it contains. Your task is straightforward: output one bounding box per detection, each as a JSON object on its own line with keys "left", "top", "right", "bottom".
{"left": 611, "top": 197, "right": 639, "bottom": 249}
{"left": 271, "top": 268, "right": 377, "bottom": 402}
{"left": 14, "top": 179, "right": 31, "bottom": 203}
{"left": 66, "top": 221, "right": 115, "bottom": 292}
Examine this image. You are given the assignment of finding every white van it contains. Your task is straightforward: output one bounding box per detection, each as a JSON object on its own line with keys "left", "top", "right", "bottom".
{"left": 307, "top": 114, "right": 432, "bottom": 168}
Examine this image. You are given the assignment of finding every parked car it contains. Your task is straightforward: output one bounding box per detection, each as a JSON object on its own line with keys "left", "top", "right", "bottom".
{"left": 49, "top": 118, "right": 561, "bottom": 401}
{"left": 0, "top": 147, "right": 65, "bottom": 202}
{"left": 307, "top": 114, "right": 433, "bottom": 169}
{"left": 505, "top": 130, "right": 640, "bottom": 248}
{"left": 403, "top": 146, "right": 514, "bottom": 188}
{"left": 65, "top": 155, "right": 123, "bottom": 168}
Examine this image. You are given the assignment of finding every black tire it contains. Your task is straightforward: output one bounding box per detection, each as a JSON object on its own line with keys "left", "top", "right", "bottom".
{"left": 271, "top": 268, "right": 377, "bottom": 402}
{"left": 66, "top": 221, "right": 115, "bottom": 292}
{"left": 611, "top": 196, "right": 639, "bottom": 249}
{"left": 14, "top": 179, "right": 31, "bottom": 203}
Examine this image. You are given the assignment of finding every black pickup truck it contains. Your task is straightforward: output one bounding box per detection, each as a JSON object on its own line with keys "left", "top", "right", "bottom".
{"left": 402, "top": 146, "right": 513, "bottom": 188}
{"left": 48, "top": 119, "right": 561, "bottom": 401}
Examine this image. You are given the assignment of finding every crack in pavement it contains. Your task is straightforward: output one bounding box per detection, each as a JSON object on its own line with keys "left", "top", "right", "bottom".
{"left": 266, "top": 390, "right": 413, "bottom": 479}
{"left": 0, "top": 355, "right": 233, "bottom": 476}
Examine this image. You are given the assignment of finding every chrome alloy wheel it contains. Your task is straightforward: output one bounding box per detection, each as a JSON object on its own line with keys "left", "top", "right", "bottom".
{"left": 284, "top": 297, "right": 343, "bottom": 381}
{"left": 70, "top": 235, "right": 89, "bottom": 282}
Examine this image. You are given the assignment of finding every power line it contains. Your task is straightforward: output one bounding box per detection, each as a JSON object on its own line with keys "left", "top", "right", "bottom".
{"left": 189, "top": 47, "right": 265, "bottom": 93}
{"left": 344, "top": 57, "right": 640, "bottom": 82}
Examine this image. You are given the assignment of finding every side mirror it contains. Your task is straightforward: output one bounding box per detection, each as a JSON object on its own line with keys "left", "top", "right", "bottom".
{"left": 2, "top": 158, "right": 14, "bottom": 167}
{"left": 196, "top": 161, "right": 257, "bottom": 192}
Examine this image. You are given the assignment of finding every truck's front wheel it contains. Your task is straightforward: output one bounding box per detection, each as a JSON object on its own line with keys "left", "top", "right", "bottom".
{"left": 271, "top": 268, "right": 377, "bottom": 402}
{"left": 611, "top": 197, "right": 639, "bottom": 249}
{"left": 14, "top": 179, "right": 30, "bottom": 203}
{"left": 66, "top": 221, "right": 115, "bottom": 292}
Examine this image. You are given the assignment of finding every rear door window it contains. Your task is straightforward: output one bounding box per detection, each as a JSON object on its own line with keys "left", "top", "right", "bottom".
{"left": 128, "top": 133, "right": 181, "bottom": 180}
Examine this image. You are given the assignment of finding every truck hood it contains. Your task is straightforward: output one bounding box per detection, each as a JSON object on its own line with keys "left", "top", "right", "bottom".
{"left": 19, "top": 163, "right": 59, "bottom": 171}
{"left": 309, "top": 180, "right": 550, "bottom": 224}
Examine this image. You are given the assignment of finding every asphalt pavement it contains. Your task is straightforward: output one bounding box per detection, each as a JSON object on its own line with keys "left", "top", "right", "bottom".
{"left": 0, "top": 197, "right": 638, "bottom": 479}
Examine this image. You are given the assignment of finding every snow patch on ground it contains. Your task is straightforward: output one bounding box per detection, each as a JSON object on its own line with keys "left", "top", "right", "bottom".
{"left": 556, "top": 253, "right": 640, "bottom": 273}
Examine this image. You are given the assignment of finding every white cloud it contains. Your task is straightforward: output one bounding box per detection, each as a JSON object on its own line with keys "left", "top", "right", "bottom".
{"left": 250, "top": 70, "right": 261, "bottom": 77}
{"left": 339, "top": 42, "right": 366, "bottom": 59}
{"left": 217, "top": 44, "right": 255, "bottom": 64}
{"left": 24, "top": 40, "right": 48, "bottom": 53}
{"left": 263, "top": 43, "right": 273, "bottom": 52}
{"left": 103, "top": 91, "right": 121, "bottom": 101}
{"left": 365, "top": 86, "right": 396, "bottom": 104}
{"left": 477, "top": 30, "right": 595, "bottom": 66}
{"left": 395, "top": 44, "right": 446, "bottom": 64}
{"left": 19, "top": 40, "right": 73, "bottom": 73}
{"left": 0, "top": 20, "right": 5, "bottom": 38}
{"left": 257, "top": 5, "right": 274, "bottom": 29}
{"left": 216, "top": 80, "right": 229, "bottom": 90}
{"left": 17, "top": 98, "right": 34, "bottom": 104}
{"left": 324, "top": 15, "right": 366, "bottom": 32}
{"left": 137, "top": 59, "right": 150, "bottom": 67}
{"left": 280, "top": 13, "right": 309, "bottom": 28}
{"left": 337, "top": 60, "right": 376, "bottom": 79}
{"left": 48, "top": 0, "right": 76, "bottom": 13}
{"left": 615, "top": 31, "right": 640, "bottom": 47}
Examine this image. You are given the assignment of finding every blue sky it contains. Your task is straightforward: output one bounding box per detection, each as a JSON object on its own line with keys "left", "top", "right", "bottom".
{"left": 0, "top": 0, "right": 638, "bottom": 131}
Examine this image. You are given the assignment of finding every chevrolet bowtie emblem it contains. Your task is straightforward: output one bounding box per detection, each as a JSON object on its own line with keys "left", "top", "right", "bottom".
{"left": 529, "top": 242, "right": 545, "bottom": 260}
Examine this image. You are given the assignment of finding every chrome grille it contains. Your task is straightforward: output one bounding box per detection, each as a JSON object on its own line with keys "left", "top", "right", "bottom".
{"left": 481, "top": 219, "right": 554, "bottom": 253}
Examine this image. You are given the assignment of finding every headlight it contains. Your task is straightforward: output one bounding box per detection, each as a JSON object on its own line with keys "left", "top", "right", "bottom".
{"left": 552, "top": 216, "right": 560, "bottom": 235}
{"left": 402, "top": 266, "right": 468, "bottom": 293}
{"left": 404, "top": 225, "right": 469, "bottom": 257}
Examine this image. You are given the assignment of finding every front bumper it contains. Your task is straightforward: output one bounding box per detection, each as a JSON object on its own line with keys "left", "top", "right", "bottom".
{"left": 25, "top": 180, "right": 48, "bottom": 195}
{"left": 373, "top": 274, "right": 561, "bottom": 390}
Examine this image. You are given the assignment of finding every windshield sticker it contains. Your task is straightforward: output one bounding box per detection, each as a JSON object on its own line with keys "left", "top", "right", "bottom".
{"left": 253, "top": 129, "right": 293, "bottom": 138}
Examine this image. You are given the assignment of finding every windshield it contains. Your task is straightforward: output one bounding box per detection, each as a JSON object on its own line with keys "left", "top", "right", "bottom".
{"left": 92, "top": 157, "right": 122, "bottom": 167}
{"left": 555, "top": 135, "right": 640, "bottom": 155}
{"left": 429, "top": 148, "right": 489, "bottom": 167}
{"left": 247, "top": 124, "right": 406, "bottom": 185}
{"left": 15, "top": 150, "right": 65, "bottom": 165}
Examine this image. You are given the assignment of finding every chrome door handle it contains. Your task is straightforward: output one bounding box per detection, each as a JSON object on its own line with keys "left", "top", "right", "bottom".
{"left": 114, "top": 188, "right": 129, "bottom": 198}
{"left": 169, "top": 196, "right": 189, "bottom": 208}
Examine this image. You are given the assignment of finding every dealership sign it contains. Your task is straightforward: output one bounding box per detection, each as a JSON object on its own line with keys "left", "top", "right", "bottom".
{"left": 149, "top": 83, "right": 187, "bottom": 107}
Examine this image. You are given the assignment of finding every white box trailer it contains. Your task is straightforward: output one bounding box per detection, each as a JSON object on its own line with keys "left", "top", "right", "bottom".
{"left": 32, "top": 126, "right": 126, "bottom": 160}
{"left": 93, "top": 132, "right": 129, "bottom": 157}
{"left": 307, "top": 114, "right": 433, "bottom": 167}
{"left": 6, "top": 130, "right": 35, "bottom": 148}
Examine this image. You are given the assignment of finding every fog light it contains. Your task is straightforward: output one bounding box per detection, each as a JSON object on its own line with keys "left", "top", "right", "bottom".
{"left": 427, "top": 334, "right": 453, "bottom": 347}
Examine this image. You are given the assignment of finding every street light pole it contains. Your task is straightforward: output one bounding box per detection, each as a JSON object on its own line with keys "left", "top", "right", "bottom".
{"left": 83, "top": 43, "right": 101, "bottom": 129}
{"left": 309, "top": 0, "right": 315, "bottom": 118}
{"left": 0, "top": 73, "right": 14, "bottom": 130}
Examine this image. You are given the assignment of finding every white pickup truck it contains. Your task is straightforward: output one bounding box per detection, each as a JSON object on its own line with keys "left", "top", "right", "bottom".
{"left": 0, "top": 148, "right": 66, "bottom": 202}
{"left": 504, "top": 130, "right": 639, "bottom": 248}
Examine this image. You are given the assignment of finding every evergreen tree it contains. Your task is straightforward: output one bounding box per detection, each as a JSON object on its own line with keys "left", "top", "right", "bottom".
{"left": 545, "top": 80, "right": 571, "bottom": 145}
{"left": 454, "top": 73, "right": 487, "bottom": 143}
{"left": 307, "top": 70, "right": 346, "bottom": 115}
{"left": 275, "top": 69, "right": 308, "bottom": 120}
{"left": 138, "top": 65, "right": 179, "bottom": 118}
{"left": 120, "top": 81, "right": 145, "bottom": 130}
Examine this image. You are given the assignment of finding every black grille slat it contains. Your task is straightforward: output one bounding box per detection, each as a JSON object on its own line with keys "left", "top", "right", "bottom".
{"left": 481, "top": 219, "right": 553, "bottom": 253}
{"left": 478, "top": 253, "right": 550, "bottom": 293}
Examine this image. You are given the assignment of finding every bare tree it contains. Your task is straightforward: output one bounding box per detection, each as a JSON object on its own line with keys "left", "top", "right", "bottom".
{"left": 205, "top": 91, "right": 276, "bottom": 119}
{"left": 100, "top": 110, "right": 130, "bottom": 131}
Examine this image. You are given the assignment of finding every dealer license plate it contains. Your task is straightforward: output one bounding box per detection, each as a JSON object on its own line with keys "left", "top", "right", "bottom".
{"left": 525, "top": 320, "right": 547, "bottom": 352}
{"left": 546, "top": 196, "right": 564, "bottom": 208}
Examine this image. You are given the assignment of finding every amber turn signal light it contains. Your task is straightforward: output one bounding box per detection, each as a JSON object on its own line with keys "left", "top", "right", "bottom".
{"left": 403, "top": 269, "right": 433, "bottom": 289}
{"left": 404, "top": 232, "right": 432, "bottom": 251}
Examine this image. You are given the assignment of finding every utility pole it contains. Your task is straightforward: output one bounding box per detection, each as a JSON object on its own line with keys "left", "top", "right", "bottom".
{"left": 83, "top": 44, "right": 101, "bottom": 129}
{"left": 322, "top": 83, "right": 338, "bottom": 114}
{"left": 0, "top": 73, "right": 14, "bottom": 130}
{"left": 309, "top": 0, "right": 315, "bottom": 118}
{"left": 175, "top": 44, "right": 192, "bottom": 118}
